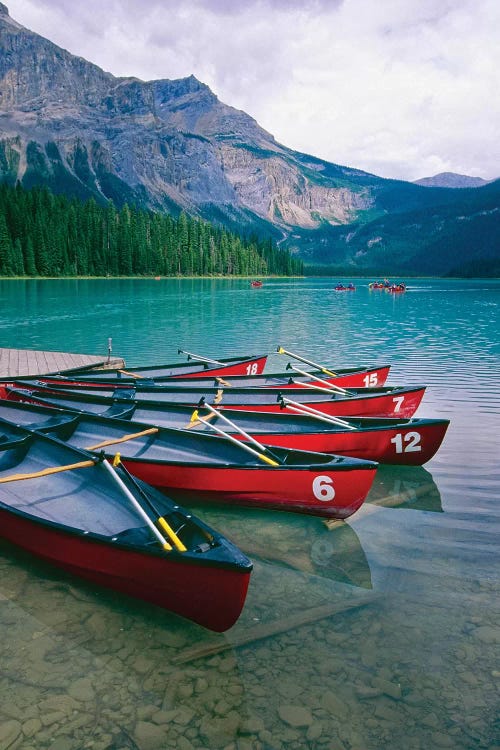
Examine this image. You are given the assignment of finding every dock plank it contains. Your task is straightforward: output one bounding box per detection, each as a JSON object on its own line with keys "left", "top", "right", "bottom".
{"left": 0, "top": 348, "right": 124, "bottom": 377}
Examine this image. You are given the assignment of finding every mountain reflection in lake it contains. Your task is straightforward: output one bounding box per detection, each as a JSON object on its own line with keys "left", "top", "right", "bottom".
{"left": 0, "top": 277, "right": 498, "bottom": 749}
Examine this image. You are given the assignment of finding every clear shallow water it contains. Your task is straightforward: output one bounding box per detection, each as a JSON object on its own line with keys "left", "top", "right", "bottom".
{"left": 0, "top": 277, "right": 499, "bottom": 749}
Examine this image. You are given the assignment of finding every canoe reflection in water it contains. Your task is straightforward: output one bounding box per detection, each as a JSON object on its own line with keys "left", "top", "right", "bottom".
{"left": 198, "top": 506, "right": 373, "bottom": 590}
{"left": 188, "top": 465, "right": 442, "bottom": 593}
{"left": 365, "top": 464, "right": 443, "bottom": 513}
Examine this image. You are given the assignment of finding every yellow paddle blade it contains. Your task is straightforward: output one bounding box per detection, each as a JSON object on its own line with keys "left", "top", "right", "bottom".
{"left": 0, "top": 459, "right": 97, "bottom": 483}
{"left": 190, "top": 409, "right": 199, "bottom": 423}
{"left": 321, "top": 368, "right": 338, "bottom": 377}
{"left": 158, "top": 517, "right": 187, "bottom": 552}
{"left": 112, "top": 452, "right": 121, "bottom": 467}
{"left": 258, "top": 453, "right": 279, "bottom": 467}
{"left": 277, "top": 347, "right": 285, "bottom": 355}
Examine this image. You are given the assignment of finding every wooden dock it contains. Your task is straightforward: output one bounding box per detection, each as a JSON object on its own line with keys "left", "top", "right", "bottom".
{"left": 0, "top": 348, "right": 125, "bottom": 377}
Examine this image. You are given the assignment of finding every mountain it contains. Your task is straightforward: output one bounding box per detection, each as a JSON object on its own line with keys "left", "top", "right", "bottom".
{"left": 414, "top": 172, "right": 492, "bottom": 188}
{"left": 0, "top": 3, "right": 498, "bottom": 276}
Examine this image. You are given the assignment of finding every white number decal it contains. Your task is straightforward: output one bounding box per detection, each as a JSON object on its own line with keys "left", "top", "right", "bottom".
{"left": 392, "top": 396, "right": 405, "bottom": 412}
{"left": 246, "top": 363, "right": 258, "bottom": 375}
{"left": 363, "top": 373, "right": 378, "bottom": 387}
{"left": 390, "top": 431, "right": 422, "bottom": 453}
{"left": 312, "top": 475, "right": 335, "bottom": 501}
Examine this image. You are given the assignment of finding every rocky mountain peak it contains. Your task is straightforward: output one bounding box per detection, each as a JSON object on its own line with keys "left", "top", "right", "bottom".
{"left": 0, "top": 4, "right": 378, "bottom": 232}
{"left": 0, "top": 4, "right": 9, "bottom": 16}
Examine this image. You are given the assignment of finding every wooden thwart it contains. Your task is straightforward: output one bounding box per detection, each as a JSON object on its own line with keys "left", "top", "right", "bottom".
{"left": 0, "top": 459, "right": 97, "bottom": 483}
{"left": 85, "top": 426, "right": 159, "bottom": 451}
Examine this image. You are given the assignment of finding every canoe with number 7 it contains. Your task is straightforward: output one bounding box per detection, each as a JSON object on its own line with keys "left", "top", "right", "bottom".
{"left": 5, "top": 381, "right": 427, "bottom": 419}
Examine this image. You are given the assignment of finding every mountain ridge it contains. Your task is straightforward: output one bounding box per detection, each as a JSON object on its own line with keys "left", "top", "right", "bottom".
{"left": 0, "top": 4, "right": 498, "bottom": 276}
{"left": 413, "top": 172, "right": 493, "bottom": 189}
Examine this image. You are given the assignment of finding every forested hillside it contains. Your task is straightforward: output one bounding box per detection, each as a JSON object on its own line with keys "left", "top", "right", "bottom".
{"left": 0, "top": 184, "right": 303, "bottom": 277}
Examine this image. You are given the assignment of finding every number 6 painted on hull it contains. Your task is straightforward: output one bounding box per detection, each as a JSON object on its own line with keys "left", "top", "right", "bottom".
{"left": 312, "top": 475, "right": 335, "bottom": 501}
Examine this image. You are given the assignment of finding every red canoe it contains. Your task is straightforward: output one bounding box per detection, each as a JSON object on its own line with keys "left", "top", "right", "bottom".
{"left": 4, "top": 381, "right": 426, "bottom": 419}
{"left": 55, "top": 352, "right": 269, "bottom": 381}
{"left": 5, "top": 390, "right": 447, "bottom": 466}
{"left": 0, "top": 402, "right": 378, "bottom": 519}
{"left": 0, "top": 427, "right": 252, "bottom": 631}
{"left": 27, "top": 363, "right": 391, "bottom": 391}
{"left": 6, "top": 381, "right": 426, "bottom": 419}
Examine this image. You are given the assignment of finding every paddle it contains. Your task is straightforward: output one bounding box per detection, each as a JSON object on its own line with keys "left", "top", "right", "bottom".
{"left": 177, "top": 349, "right": 226, "bottom": 366}
{"left": 190, "top": 400, "right": 281, "bottom": 467}
{"left": 276, "top": 346, "right": 338, "bottom": 377}
{"left": 197, "top": 398, "right": 284, "bottom": 465}
{"left": 283, "top": 378, "right": 353, "bottom": 397}
{"left": 106, "top": 453, "right": 187, "bottom": 552}
{"left": 0, "top": 447, "right": 183, "bottom": 552}
{"left": 285, "top": 363, "right": 353, "bottom": 396}
{"left": 278, "top": 396, "right": 358, "bottom": 429}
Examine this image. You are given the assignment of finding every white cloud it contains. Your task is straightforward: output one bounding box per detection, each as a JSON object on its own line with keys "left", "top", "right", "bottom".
{"left": 6, "top": 0, "right": 500, "bottom": 180}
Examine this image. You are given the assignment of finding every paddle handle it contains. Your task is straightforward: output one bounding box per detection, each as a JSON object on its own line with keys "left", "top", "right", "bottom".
{"left": 199, "top": 401, "right": 270, "bottom": 453}
{"left": 280, "top": 397, "right": 357, "bottom": 429}
{"left": 100, "top": 458, "right": 174, "bottom": 551}
{"left": 192, "top": 413, "right": 279, "bottom": 467}
{"left": 287, "top": 364, "right": 349, "bottom": 395}
{"left": 177, "top": 349, "right": 225, "bottom": 366}
{"left": 277, "top": 346, "right": 337, "bottom": 377}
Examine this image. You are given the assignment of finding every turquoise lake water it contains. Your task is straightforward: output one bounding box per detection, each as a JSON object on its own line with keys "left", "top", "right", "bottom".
{"left": 0, "top": 277, "right": 498, "bottom": 749}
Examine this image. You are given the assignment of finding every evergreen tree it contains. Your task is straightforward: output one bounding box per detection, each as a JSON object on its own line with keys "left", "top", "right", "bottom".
{"left": 0, "top": 182, "right": 303, "bottom": 278}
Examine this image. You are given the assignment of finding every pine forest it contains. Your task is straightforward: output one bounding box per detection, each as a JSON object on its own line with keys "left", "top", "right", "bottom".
{"left": 0, "top": 184, "right": 303, "bottom": 278}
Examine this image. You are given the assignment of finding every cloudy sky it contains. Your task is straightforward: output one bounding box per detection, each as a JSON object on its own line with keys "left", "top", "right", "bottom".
{"left": 6, "top": 0, "right": 500, "bottom": 181}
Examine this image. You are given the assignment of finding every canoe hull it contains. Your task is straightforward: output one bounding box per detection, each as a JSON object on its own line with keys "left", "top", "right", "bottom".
{"left": 222, "top": 387, "right": 425, "bottom": 418}
{"left": 9, "top": 384, "right": 426, "bottom": 419}
{"left": 235, "top": 419, "right": 449, "bottom": 465}
{"left": 41, "top": 364, "right": 391, "bottom": 389}
{"left": 0, "top": 506, "right": 250, "bottom": 632}
{"left": 117, "top": 459, "right": 378, "bottom": 519}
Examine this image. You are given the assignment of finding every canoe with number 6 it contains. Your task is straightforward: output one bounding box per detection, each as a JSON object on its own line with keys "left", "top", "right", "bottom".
{"left": 0, "top": 401, "right": 378, "bottom": 520}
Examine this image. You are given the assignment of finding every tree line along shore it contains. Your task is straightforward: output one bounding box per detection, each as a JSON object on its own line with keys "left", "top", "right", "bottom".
{"left": 0, "top": 184, "right": 303, "bottom": 278}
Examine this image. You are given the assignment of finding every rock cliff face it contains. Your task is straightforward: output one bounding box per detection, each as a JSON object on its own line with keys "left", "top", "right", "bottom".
{"left": 1, "top": 4, "right": 498, "bottom": 274}
{"left": 0, "top": 3, "right": 375, "bottom": 235}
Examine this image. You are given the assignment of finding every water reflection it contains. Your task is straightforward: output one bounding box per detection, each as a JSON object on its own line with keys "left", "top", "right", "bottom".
{"left": 198, "top": 506, "right": 373, "bottom": 589}
{"left": 366, "top": 464, "right": 443, "bottom": 513}
{"left": 0, "top": 278, "right": 498, "bottom": 749}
